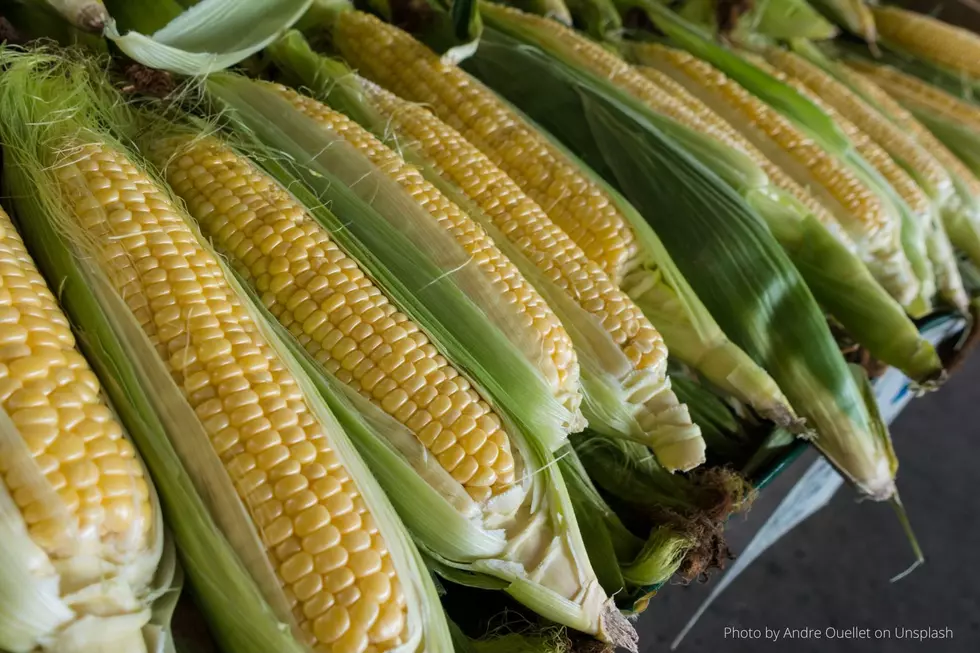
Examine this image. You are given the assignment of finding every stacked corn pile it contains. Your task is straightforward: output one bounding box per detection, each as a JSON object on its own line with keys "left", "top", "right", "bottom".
{"left": 2, "top": 0, "right": 980, "bottom": 651}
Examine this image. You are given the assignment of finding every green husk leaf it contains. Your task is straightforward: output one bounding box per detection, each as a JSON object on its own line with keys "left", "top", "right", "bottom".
{"left": 806, "top": 0, "right": 877, "bottom": 42}
{"left": 461, "top": 22, "right": 898, "bottom": 500}
{"left": 734, "top": 0, "right": 838, "bottom": 42}
{"left": 103, "top": 0, "right": 312, "bottom": 75}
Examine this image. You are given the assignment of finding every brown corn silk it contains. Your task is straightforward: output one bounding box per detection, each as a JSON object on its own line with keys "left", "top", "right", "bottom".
{"left": 53, "top": 140, "right": 410, "bottom": 653}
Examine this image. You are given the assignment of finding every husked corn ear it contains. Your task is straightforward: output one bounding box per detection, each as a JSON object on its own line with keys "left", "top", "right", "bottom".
{"left": 848, "top": 61, "right": 980, "bottom": 133}
{"left": 362, "top": 84, "right": 665, "bottom": 373}
{"left": 753, "top": 56, "right": 933, "bottom": 217}
{"left": 765, "top": 49, "right": 953, "bottom": 202}
{"left": 842, "top": 65, "right": 980, "bottom": 200}
{"left": 54, "top": 141, "right": 409, "bottom": 652}
{"left": 151, "top": 135, "right": 519, "bottom": 504}
{"left": 332, "top": 10, "right": 640, "bottom": 284}
{"left": 642, "top": 45, "right": 888, "bottom": 246}
{"left": 873, "top": 5, "right": 980, "bottom": 80}
{"left": 0, "top": 206, "right": 153, "bottom": 559}
{"left": 269, "top": 83, "right": 581, "bottom": 420}
{"left": 634, "top": 65, "right": 839, "bottom": 229}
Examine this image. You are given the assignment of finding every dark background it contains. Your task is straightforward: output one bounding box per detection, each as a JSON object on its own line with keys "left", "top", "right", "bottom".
{"left": 636, "top": 351, "right": 980, "bottom": 652}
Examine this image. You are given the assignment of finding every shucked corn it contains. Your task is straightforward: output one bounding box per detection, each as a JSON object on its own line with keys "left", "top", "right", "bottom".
{"left": 873, "top": 5, "right": 980, "bottom": 80}
{"left": 764, "top": 49, "right": 953, "bottom": 202}
{"left": 151, "top": 135, "right": 519, "bottom": 504}
{"left": 54, "top": 140, "right": 409, "bottom": 652}
{"left": 636, "top": 43, "right": 917, "bottom": 306}
{"left": 0, "top": 206, "right": 153, "bottom": 557}
{"left": 332, "top": 10, "right": 641, "bottom": 284}
{"left": 267, "top": 83, "right": 582, "bottom": 424}
{"left": 359, "top": 84, "right": 665, "bottom": 381}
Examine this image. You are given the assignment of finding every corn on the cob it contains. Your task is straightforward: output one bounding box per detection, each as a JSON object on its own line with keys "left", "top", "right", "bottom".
{"left": 840, "top": 65, "right": 980, "bottom": 202}
{"left": 0, "top": 203, "right": 162, "bottom": 652}
{"left": 328, "top": 81, "right": 704, "bottom": 469}
{"left": 56, "top": 139, "right": 417, "bottom": 653}
{"left": 632, "top": 43, "right": 918, "bottom": 308}
{"left": 873, "top": 5, "right": 980, "bottom": 80}
{"left": 332, "top": 10, "right": 640, "bottom": 284}
{"left": 848, "top": 60, "right": 980, "bottom": 134}
{"left": 150, "top": 134, "right": 521, "bottom": 504}
{"left": 266, "top": 83, "right": 583, "bottom": 428}
{"left": 765, "top": 48, "right": 954, "bottom": 203}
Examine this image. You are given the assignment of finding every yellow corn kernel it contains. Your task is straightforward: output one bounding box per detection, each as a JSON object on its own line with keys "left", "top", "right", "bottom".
{"left": 268, "top": 83, "right": 581, "bottom": 422}
{"left": 873, "top": 6, "right": 980, "bottom": 80}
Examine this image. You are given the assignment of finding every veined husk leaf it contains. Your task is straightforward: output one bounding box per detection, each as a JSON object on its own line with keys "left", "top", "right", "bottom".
{"left": 266, "top": 31, "right": 702, "bottom": 470}
{"left": 806, "top": 0, "right": 876, "bottom": 42}
{"left": 201, "top": 72, "right": 580, "bottom": 453}
{"left": 556, "top": 445, "right": 691, "bottom": 599}
{"left": 671, "top": 0, "right": 836, "bottom": 41}
{"left": 629, "top": 3, "right": 933, "bottom": 316}
{"left": 103, "top": 0, "right": 312, "bottom": 75}
{"left": 133, "top": 101, "right": 634, "bottom": 645}
{"left": 460, "top": 22, "right": 898, "bottom": 499}
{"left": 0, "top": 51, "right": 449, "bottom": 653}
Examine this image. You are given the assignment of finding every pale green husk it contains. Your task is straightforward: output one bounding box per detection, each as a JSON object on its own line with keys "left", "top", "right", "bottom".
{"left": 0, "top": 50, "right": 450, "bottom": 653}
{"left": 104, "top": 0, "right": 312, "bottom": 75}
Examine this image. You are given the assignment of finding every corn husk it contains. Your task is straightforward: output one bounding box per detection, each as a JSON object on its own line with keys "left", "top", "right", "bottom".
{"left": 102, "top": 0, "right": 311, "bottom": 74}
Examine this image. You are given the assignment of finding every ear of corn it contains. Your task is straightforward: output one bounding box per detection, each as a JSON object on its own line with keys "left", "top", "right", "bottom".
{"left": 504, "top": 1, "right": 898, "bottom": 499}
{"left": 872, "top": 5, "right": 980, "bottom": 81}
{"left": 328, "top": 7, "right": 800, "bottom": 434}
{"left": 0, "top": 51, "right": 453, "bottom": 653}
{"left": 847, "top": 61, "right": 980, "bottom": 182}
{"left": 767, "top": 47, "right": 954, "bottom": 204}
{"left": 266, "top": 33, "right": 704, "bottom": 473}
{"left": 140, "top": 91, "right": 636, "bottom": 646}
{"left": 205, "top": 74, "right": 585, "bottom": 457}
{"left": 835, "top": 63, "right": 980, "bottom": 270}
{"left": 757, "top": 47, "right": 970, "bottom": 314}
{"left": 0, "top": 203, "right": 167, "bottom": 653}
{"left": 632, "top": 42, "right": 924, "bottom": 314}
